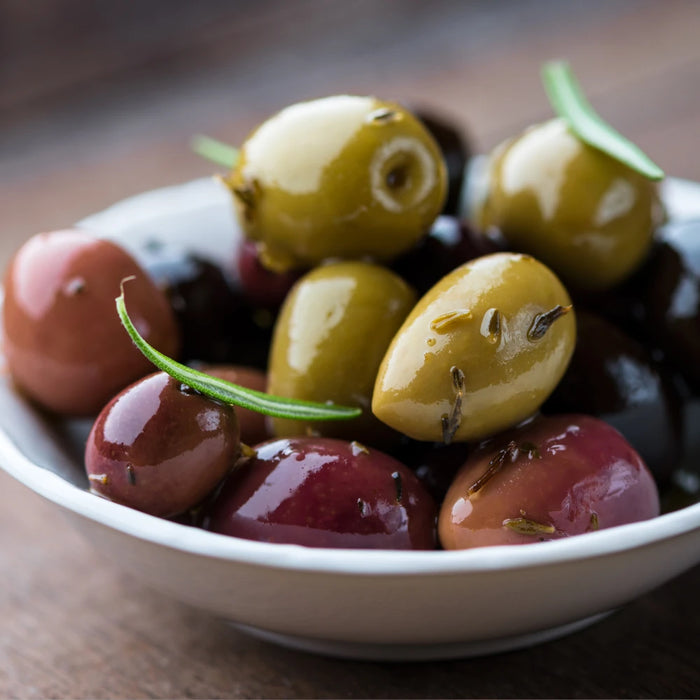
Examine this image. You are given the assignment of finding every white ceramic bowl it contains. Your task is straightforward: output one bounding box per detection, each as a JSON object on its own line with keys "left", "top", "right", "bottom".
{"left": 1, "top": 177, "right": 699, "bottom": 661}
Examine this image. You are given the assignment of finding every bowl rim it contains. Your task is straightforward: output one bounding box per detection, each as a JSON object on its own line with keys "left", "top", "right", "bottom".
{"left": 1, "top": 420, "right": 699, "bottom": 577}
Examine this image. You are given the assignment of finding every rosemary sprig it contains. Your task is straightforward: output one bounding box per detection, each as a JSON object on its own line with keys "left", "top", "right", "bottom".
{"left": 116, "top": 281, "right": 361, "bottom": 421}
{"left": 190, "top": 134, "right": 239, "bottom": 169}
{"left": 541, "top": 60, "right": 664, "bottom": 181}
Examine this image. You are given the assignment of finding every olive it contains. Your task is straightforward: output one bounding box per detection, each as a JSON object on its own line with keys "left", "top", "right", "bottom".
{"left": 85, "top": 371, "right": 240, "bottom": 517}
{"left": 197, "top": 364, "right": 271, "bottom": 446}
{"left": 235, "top": 238, "right": 304, "bottom": 310}
{"left": 137, "top": 236, "right": 289, "bottom": 370}
{"left": 138, "top": 240, "right": 245, "bottom": 364}
{"left": 544, "top": 310, "right": 684, "bottom": 484}
{"left": 391, "top": 215, "right": 504, "bottom": 296}
{"left": 202, "top": 437, "right": 437, "bottom": 549}
{"left": 268, "top": 261, "right": 417, "bottom": 444}
{"left": 476, "top": 118, "right": 663, "bottom": 291}
{"left": 390, "top": 437, "right": 471, "bottom": 503}
{"left": 225, "top": 95, "right": 448, "bottom": 272}
{"left": 642, "top": 219, "right": 700, "bottom": 393}
{"left": 2, "top": 229, "right": 180, "bottom": 416}
{"left": 438, "top": 414, "right": 660, "bottom": 550}
{"left": 373, "top": 252, "right": 576, "bottom": 442}
{"left": 412, "top": 106, "right": 471, "bottom": 216}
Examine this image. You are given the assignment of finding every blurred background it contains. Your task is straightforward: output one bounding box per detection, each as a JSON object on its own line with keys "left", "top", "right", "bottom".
{"left": 2, "top": 0, "right": 699, "bottom": 269}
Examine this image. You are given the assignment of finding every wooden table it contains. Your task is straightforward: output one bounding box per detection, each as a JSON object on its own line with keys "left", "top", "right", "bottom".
{"left": 1, "top": 1, "right": 699, "bottom": 696}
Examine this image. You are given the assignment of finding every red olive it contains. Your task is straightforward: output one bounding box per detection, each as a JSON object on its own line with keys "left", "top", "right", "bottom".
{"left": 85, "top": 371, "right": 240, "bottom": 517}
{"left": 198, "top": 364, "right": 271, "bottom": 446}
{"left": 203, "top": 437, "right": 437, "bottom": 549}
{"left": 439, "top": 414, "right": 660, "bottom": 549}
{"left": 236, "top": 239, "right": 304, "bottom": 310}
{"left": 2, "top": 229, "right": 180, "bottom": 416}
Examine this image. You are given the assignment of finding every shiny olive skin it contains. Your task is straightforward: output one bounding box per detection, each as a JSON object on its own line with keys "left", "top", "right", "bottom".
{"left": 412, "top": 107, "right": 471, "bottom": 216}
{"left": 642, "top": 219, "right": 700, "bottom": 393}
{"left": 85, "top": 372, "right": 240, "bottom": 517}
{"left": 139, "top": 241, "right": 245, "bottom": 364}
{"left": 268, "top": 261, "right": 417, "bottom": 443}
{"left": 236, "top": 239, "right": 304, "bottom": 309}
{"left": 544, "top": 310, "right": 684, "bottom": 483}
{"left": 226, "top": 95, "right": 448, "bottom": 272}
{"left": 2, "top": 230, "right": 180, "bottom": 416}
{"left": 373, "top": 252, "right": 576, "bottom": 442}
{"left": 198, "top": 364, "right": 271, "bottom": 446}
{"left": 390, "top": 437, "right": 471, "bottom": 503}
{"left": 391, "top": 215, "right": 504, "bottom": 296}
{"left": 439, "top": 414, "right": 660, "bottom": 550}
{"left": 202, "top": 437, "right": 437, "bottom": 549}
{"left": 477, "top": 118, "right": 663, "bottom": 291}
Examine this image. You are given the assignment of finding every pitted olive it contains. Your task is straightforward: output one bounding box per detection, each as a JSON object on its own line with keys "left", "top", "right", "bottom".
{"left": 268, "top": 261, "right": 416, "bottom": 443}
{"left": 372, "top": 252, "right": 576, "bottom": 442}
{"left": 225, "top": 95, "right": 447, "bottom": 272}
{"left": 476, "top": 118, "right": 663, "bottom": 291}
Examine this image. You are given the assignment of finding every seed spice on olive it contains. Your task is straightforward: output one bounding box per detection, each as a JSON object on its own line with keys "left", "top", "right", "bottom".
{"left": 438, "top": 414, "right": 660, "bottom": 550}
{"left": 373, "top": 252, "right": 576, "bottom": 443}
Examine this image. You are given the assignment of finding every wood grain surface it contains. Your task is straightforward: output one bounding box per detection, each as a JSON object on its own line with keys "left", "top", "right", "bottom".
{"left": 1, "top": 1, "right": 699, "bottom": 697}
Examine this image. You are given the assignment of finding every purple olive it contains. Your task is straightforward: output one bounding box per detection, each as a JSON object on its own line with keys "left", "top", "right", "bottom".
{"left": 139, "top": 240, "right": 244, "bottom": 364}
{"left": 544, "top": 310, "right": 684, "bottom": 484}
{"left": 236, "top": 239, "right": 304, "bottom": 310}
{"left": 439, "top": 414, "right": 659, "bottom": 549}
{"left": 85, "top": 371, "right": 240, "bottom": 517}
{"left": 390, "top": 437, "right": 471, "bottom": 503}
{"left": 203, "top": 437, "right": 437, "bottom": 549}
{"left": 391, "top": 215, "right": 504, "bottom": 295}
{"left": 2, "top": 229, "right": 180, "bottom": 416}
{"left": 642, "top": 219, "right": 700, "bottom": 393}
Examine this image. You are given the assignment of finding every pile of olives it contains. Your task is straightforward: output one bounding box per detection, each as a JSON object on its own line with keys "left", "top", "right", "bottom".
{"left": 4, "top": 88, "right": 697, "bottom": 552}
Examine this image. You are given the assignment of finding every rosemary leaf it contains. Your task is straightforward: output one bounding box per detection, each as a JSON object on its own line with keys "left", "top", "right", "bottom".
{"left": 190, "top": 134, "right": 240, "bottom": 169}
{"left": 541, "top": 60, "right": 664, "bottom": 181}
{"left": 116, "top": 284, "right": 361, "bottom": 421}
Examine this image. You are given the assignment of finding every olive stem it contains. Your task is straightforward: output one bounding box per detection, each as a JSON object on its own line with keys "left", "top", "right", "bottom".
{"left": 191, "top": 134, "right": 240, "bottom": 169}
{"left": 116, "top": 280, "right": 361, "bottom": 421}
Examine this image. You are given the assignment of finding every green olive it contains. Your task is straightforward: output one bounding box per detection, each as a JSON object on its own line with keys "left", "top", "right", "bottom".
{"left": 372, "top": 252, "right": 576, "bottom": 443}
{"left": 268, "top": 261, "right": 416, "bottom": 443}
{"left": 226, "top": 95, "right": 447, "bottom": 272}
{"left": 476, "top": 118, "right": 663, "bottom": 291}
